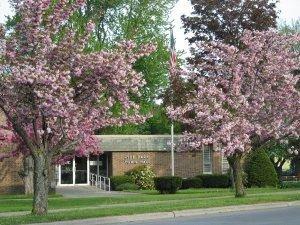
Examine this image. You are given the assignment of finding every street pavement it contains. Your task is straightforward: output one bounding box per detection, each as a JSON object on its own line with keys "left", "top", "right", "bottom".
{"left": 29, "top": 202, "right": 300, "bottom": 225}
{"left": 111, "top": 205, "right": 300, "bottom": 225}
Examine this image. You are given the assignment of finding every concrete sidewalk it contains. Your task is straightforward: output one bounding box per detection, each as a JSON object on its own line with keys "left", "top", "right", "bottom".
{"left": 56, "top": 186, "right": 137, "bottom": 198}
{"left": 28, "top": 201, "right": 300, "bottom": 225}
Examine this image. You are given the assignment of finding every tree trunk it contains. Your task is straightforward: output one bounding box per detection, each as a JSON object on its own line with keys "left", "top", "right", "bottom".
{"left": 228, "top": 152, "right": 245, "bottom": 198}
{"left": 229, "top": 167, "right": 235, "bottom": 189}
{"left": 23, "top": 155, "right": 34, "bottom": 195}
{"left": 32, "top": 153, "right": 49, "bottom": 215}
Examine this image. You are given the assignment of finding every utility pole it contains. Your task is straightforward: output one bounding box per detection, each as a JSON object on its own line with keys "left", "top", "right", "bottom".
{"left": 169, "top": 27, "right": 176, "bottom": 176}
{"left": 171, "top": 123, "right": 175, "bottom": 176}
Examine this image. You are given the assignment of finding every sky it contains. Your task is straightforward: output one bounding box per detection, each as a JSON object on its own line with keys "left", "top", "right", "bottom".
{"left": 0, "top": 0, "right": 299, "bottom": 53}
{"left": 170, "top": 0, "right": 300, "bottom": 54}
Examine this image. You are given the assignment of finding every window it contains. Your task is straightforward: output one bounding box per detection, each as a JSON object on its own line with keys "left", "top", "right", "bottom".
{"left": 203, "top": 145, "right": 213, "bottom": 174}
{"left": 222, "top": 154, "right": 230, "bottom": 174}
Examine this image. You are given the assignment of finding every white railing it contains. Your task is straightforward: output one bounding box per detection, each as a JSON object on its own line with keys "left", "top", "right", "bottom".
{"left": 90, "top": 173, "right": 111, "bottom": 191}
{"left": 282, "top": 176, "right": 299, "bottom": 181}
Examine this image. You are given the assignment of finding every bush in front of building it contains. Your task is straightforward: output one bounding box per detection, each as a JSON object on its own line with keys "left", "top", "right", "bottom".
{"left": 281, "top": 181, "right": 300, "bottom": 189}
{"left": 244, "top": 149, "right": 278, "bottom": 187}
{"left": 110, "top": 175, "right": 135, "bottom": 190}
{"left": 125, "top": 165, "right": 155, "bottom": 190}
{"left": 154, "top": 176, "right": 182, "bottom": 194}
{"left": 196, "top": 174, "right": 230, "bottom": 188}
{"left": 181, "top": 177, "right": 203, "bottom": 189}
{"left": 115, "top": 182, "right": 139, "bottom": 191}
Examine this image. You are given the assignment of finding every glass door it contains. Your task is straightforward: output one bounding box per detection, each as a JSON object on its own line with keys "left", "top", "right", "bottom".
{"left": 75, "top": 157, "right": 88, "bottom": 184}
{"left": 89, "top": 154, "right": 108, "bottom": 177}
{"left": 61, "top": 162, "right": 73, "bottom": 184}
{"left": 59, "top": 157, "right": 89, "bottom": 185}
{"left": 99, "top": 154, "right": 107, "bottom": 176}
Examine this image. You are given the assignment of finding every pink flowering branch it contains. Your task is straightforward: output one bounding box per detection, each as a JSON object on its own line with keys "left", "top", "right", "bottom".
{"left": 0, "top": 0, "right": 156, "bottom": 161}
{"left": 168, "top": 30, "right": 300, "bottom": 157}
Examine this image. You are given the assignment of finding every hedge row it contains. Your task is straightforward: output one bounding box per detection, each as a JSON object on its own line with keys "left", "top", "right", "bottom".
{"left": 110, "top": 175, "right": 134, "bottom": 190}
{"left": 153, "top": 174, "right": 230, "bottom": 194}
{"left": 196, "top": 174, "right": 231, "bottom": 188}
{"left": 154, "top": 176, "right": 182, "bottom": 194}
{"left": 181, "top": 177, "right": 202, "bottom": 189}
{"left": 111, "top": 173, "right": 231, "bottom": 192}
{"left": 181, "top": 175, "right": 230, "bottom": 189}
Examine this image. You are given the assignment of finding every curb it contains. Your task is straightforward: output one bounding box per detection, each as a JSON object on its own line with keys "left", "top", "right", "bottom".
{"left": 29, "top": 201, "right": 300, "bottom": 225}
{"left": 173, "top": 201, "right": 300, "bottom": 218}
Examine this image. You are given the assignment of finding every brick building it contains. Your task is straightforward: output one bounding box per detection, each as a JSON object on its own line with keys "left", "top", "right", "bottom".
{"left": 1, "top": 134, "right": 229, "bottom": 192}
{"left": 0, "top": 113, "right": 25, "bottom": 194}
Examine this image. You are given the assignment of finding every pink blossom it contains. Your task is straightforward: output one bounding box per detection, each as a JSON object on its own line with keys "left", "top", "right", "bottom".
{"left": 0, "top": 0, "right": 155, "bottom": 163}
{"left": 168, "top": 30, "right": 300, "bottom": 156}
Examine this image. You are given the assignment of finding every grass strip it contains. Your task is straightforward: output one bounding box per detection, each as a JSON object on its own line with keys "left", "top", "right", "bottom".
{"left": 0, "top": 188, "right": 298, "bottom": 213}
{"left": 0, "top": 192, "right": 299, "bottom": 225}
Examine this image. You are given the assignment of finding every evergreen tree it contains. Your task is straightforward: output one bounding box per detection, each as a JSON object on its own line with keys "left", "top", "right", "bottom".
{"left": 245, "top": 149, "right": 279, "bottom": 187}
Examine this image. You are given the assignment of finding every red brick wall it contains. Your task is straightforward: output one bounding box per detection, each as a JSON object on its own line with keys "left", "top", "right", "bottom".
{"left": 212, "top": 151, "right": 222, "bottom": 174}
{"left": 0, "top": 112, "right": 24, "bottom": 194}
{"left": 111, "top": 151, "right": 222, "bottom": 178}
{"left": 0, "top": 156, "right": 24, "bottom": 194}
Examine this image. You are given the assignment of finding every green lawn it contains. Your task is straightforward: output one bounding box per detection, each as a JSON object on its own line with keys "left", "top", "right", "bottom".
{"left": 0, "top": 187, "right": 293, "bottom": 213}
{"left": 0, "top": 193, "right": 62, "bottom": 200}
{"left": 0, "top": 188, "right": 299, "bottom": 225}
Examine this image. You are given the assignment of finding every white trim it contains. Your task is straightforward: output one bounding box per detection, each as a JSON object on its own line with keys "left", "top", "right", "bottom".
{"left": 221, "top": 153, "right": 230, "bottom": 174}
{"left": 203, "top": 145, "right": 213, "bottom": 174}
{"left": 87, "top": 156, "right": 90, "bottom": 185}
{"left": 58, "top": 161, "right": 74, "bottom": 186}
{"left": 58, "top": 165, "right": 61, "bottom": 185}
{"left": 57, "top": 157, "right": 89, "bottom": 186}
{"left": 72, "top": 158, "right": 75, "bottom": 185}
{"left": 171, "top": 123, "right": 175, "bottom": 176}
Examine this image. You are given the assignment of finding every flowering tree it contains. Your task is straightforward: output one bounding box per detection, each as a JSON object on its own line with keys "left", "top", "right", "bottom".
{"left": 0, "top": 0, "right": 155, "bottom": 215}
{"left": 168, "top": 30, "right": 300, "bottom": 197}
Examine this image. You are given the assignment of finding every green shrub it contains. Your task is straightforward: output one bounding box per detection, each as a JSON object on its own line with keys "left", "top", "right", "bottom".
{"left": 110, "top": 175, "right": 134, "bottom": 190}
{"left": 125, "top": 165, "right": 155, "bottom": 190}
{"left": 245, "top": 149, "right": 278, "bottom": 187}
{"left": 181, "top": 177, "right": 203, "bottom": 189}
{"left": 154, "top": 176, "right": 182, "bottom": 194}
{"left": 281, "top": 181, "right": 300, "bottom": 189}
{"left": 115, "top": 182, "right": 139, "bottom": 191}
{"left": 197, "top": 174, "right": 230, "bottom": 188}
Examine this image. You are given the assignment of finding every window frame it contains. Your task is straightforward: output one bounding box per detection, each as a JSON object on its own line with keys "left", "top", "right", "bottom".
{"left": 203, "top": 145, "right": 213, "bottom": 174}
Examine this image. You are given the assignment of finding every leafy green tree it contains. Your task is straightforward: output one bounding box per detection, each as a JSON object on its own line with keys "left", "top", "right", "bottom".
{"left": 99, "top": 106, "right": 182, "bottom": 134}
{"left": 182, "top": 0, "right": 278, "bottom": 66}
{"left": 70, "top": 0, "right": 178, "bottom": 134}
{"left": 265, "top": 139, "right": 300, "bottom": 181}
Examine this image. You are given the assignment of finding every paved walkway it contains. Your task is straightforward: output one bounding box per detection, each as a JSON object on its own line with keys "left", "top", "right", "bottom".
{"left": 56, "top": 186, "right": 136, "bottom": 198}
